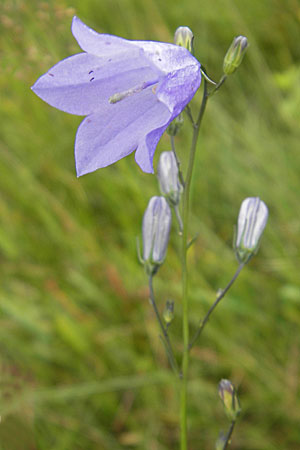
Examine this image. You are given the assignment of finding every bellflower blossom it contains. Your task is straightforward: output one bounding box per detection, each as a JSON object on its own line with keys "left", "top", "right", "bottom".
{"left": 32, "top": 16, "right": 201, "bottom": 176}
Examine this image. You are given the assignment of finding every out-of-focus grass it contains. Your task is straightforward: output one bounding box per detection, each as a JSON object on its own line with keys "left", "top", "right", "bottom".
{"left": 0, "top": 0, "right": 300, "bottom": 448}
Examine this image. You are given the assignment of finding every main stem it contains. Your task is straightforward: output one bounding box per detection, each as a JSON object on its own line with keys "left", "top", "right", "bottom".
{"left": 180, "top": 79, "right": 208, "bottom": 450}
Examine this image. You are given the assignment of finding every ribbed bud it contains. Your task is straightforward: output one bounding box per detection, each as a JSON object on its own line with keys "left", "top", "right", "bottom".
{"left": 223, "top": 35, "right": 248, "bottom": 75}
{"left": 218, "top": 379, "right": 241, "bottom": 421}
{"left": 235, "top": 197, "right": 268, "bottom": 263}
{"left": 174, "top": 26, "right": 194, "bottom": 54}
{"left": 157, "top": 151, "right": 183, "bottom": 206}
{"left": 142, "top": 196, "right": 172, "bottom": 275}
{"left": 163, "top": 300, "right": 174, "bottom": 325}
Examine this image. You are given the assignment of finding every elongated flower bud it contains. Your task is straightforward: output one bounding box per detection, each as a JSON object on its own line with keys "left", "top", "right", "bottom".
{"left": 157, "top": 151, "right": 183, "bottom": 206}
{"left": 223, "top": 35, "right": 248, "bottom": 75}
{"left": 174, "top": 26, "right": 194, "bottom": 54}
{"left": 235, "top": 197, "right": 268, "bottom": 263}
{"left": 218, "top": 379, "right": 241, "bottom": 421}
{"left": 142, "top": 196, "right": 172, "bottom": 275}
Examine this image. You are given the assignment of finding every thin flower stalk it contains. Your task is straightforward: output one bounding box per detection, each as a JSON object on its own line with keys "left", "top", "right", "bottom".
{"left": 148, "top": 275, "right": 179, "bottom": 374}
{"left": 189, "top": 263, "right": 244, "bottom": 350}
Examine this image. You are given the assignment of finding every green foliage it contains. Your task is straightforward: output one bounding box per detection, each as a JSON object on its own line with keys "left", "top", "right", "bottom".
{"left": 0, "top": 0, "right": 299, "bottom": 448}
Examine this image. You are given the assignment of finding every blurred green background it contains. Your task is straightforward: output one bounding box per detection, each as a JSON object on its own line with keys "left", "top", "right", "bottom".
{"left": 1, "top": 0, "right": 300, "bottom": 448}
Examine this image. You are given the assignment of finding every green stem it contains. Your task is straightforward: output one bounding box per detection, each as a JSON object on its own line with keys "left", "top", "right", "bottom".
{"left": 184, "top": 104, "right": 195, "bottom": 127}
{"left": 148, "top": 275, "right": 179, "bottom": 375}
{"left": 223, "top": 420, "right": 236, "bottom": 449}
{"left": 208, "top": 74, "right": 227, "bottom": 97}
{"left": 200, "top": 68, "right": 217, "bottom": 85}
{"left": 189, "top": 263, "right": 244, "bottom": 349}
{"left": 170, "top": 135, "right": 185, "bottom": 188}
{"left": 174, "top": 204, "right": 183, "bottom": 234}
{"left": 180, "top": 78, "right": 208, "bottom": 450}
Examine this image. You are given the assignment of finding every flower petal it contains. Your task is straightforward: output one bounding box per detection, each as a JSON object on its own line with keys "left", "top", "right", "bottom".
{"left": 31, "top": 52, "right": 161, "bottom": 116}
{"left": 75, "top": 87, "right": 171, "bottom": 176}
{"left": 156, "top": 64, "right": 201, "bottom": 116}
{"left": 72, "top": 16, "right": 136, "bottom": 56}
{"left": 134, "top": 40, "right": 200, "bottom": 74}
{"left": 134, "top": 123, "right": 169, "bottom": 173}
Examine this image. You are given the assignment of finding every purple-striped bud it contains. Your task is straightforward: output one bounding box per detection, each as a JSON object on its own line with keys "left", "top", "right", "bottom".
{"left": 157, "top": 151, "right": 183, "bottom": 206}
{"left": 235, "top": 197, "right": 268, "bottom": 263}
{"left": 142, "top": 196, "right": 172, "bottom": 275}
{"left": 174, "top": 26, "right": 194, "bottom": 54}
{"left": 218, "top": 379, "right": 241, "bottom": 420}
{"left": 223, "top": 35, "right": 248, "bottom": 75}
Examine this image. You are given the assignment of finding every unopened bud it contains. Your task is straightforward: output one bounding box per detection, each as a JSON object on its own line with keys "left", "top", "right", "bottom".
{"left": 174, "top": 26, "right": 194, "bottom": 54}
{"left": 163, "top": 300, "right": 174, "bottom": 325}
{"left": 223, "top": 36, "right": 248, "bottom": 75}
{"left": 218, "top": 379, "right": 241, "bottom": 421}
{"left": 167, "top": 113, "right": 184, "bottom": 136}
{"left": 157, "top": 151, "right": 183, "bottom": 206}
{"left": 235, "top": 197, "right": 268, "bottom": 264}
{"left": 142, "top": 196, "right": 172, "bottom": 276}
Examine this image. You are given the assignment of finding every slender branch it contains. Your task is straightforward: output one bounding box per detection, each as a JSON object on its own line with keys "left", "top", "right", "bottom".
{"left": 200, "top": 68, "right": 217, "bottom": 85}
{"left": 174, "top": 204, "right": 183, "bottom": 234}
{"left": 148, "top": 275, "right": 179, "bottom": 375}
{"left": 170, "top": 135, "right": 185, "bottom": 187}
{"left": 184, "top": 104, "right": 195, "bottom": 127}
{"left": 208, "top": 74, "right": 227, "bottom": 97}
{"left": 180, "top": 77, "right": 209, "bottom": 450}
{"left": 189, "top": 263, "right": 244, "bottom": 349}
{"left": 187, "top": 233, "right": 199, "bottom": 250}
{"left": 223, "top": 420, "right": 236, "bottom": 449}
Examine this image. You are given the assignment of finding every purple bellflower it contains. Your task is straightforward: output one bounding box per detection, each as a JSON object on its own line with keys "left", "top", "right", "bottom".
{"left": 31, "top": 17, "right": 201, "bottom": 176}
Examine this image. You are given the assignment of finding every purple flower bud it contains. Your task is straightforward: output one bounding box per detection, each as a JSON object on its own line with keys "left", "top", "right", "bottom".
{"left": 157, "top": 152, "right": 183, "bottom": 206}
{"left": 223, "top": 35, "right": 248, "bottom": 75}
{"left": 174, "top": 26, "right": 194, "bottom": 54}
{"left": 218, "top": 379, "right": 241, "bottom": 420}
{"left": 142, "top": 196, "right": 172, "bottom": 274}
{"left": 235, "top": 197, "right": 268, "bottom": 263}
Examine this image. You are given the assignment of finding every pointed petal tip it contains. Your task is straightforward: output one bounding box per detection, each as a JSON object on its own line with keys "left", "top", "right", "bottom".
{"left": 71, "top": 15, "right": 79, "bottom": 28}
{"left": 71, "top": 16, "right": 86, "bottom": 38}
{"left": 75, "top": 162, "right": 87, "bottom": 178}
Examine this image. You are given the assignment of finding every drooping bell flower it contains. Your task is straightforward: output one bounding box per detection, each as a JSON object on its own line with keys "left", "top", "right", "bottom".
{"left": 32, "top": 16, "right": 201, "bottom": 176}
